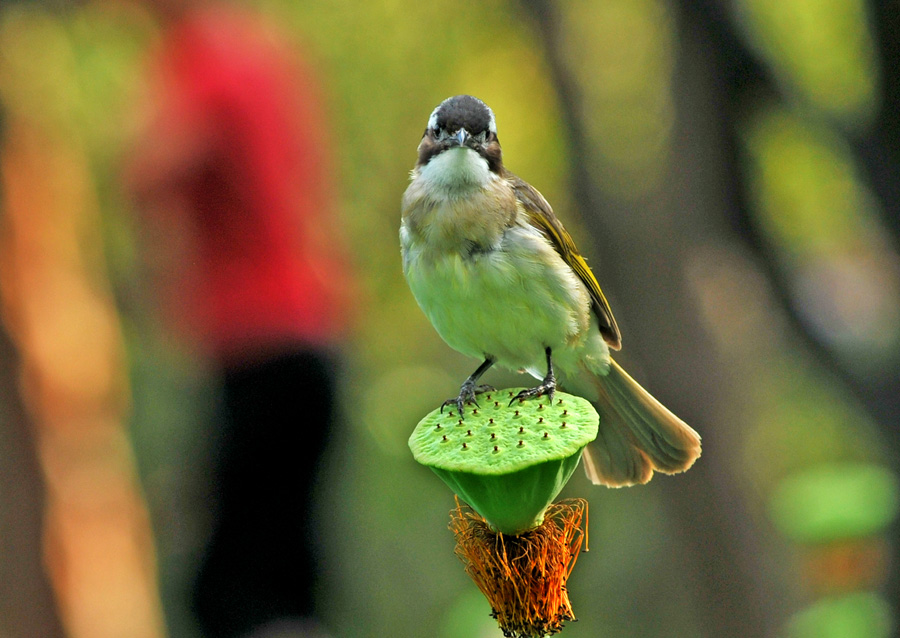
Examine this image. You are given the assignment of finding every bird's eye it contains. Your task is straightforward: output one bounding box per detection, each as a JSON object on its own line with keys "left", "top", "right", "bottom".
{"left": 432, "top": 127, "right": 442, "bottom": 139}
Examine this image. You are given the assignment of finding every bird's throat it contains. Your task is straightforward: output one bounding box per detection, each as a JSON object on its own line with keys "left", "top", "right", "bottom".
{"left": 417, "top": 147, "right": 492, "bottom": 195}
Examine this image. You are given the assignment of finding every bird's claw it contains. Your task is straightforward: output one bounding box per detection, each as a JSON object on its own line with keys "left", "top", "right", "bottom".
{"left": 509, "top": 377, "right": 556, "bottom": 407}
{"left": 441, "top": 382, "right": 495, "bottom": 419}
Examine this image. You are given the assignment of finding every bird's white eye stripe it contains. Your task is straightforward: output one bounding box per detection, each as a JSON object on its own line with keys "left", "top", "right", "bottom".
{"left": 427, "top": 107, "right": 441, "bottom": 133}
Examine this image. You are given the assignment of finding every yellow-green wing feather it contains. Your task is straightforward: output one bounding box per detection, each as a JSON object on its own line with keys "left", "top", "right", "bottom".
{"left": 508, "top": 174, "right": 622, "bottom": 350}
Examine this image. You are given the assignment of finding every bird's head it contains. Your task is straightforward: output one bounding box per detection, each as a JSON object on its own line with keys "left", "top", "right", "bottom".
{"left": 416, "top": 95, "right": 504, "bottom": 175}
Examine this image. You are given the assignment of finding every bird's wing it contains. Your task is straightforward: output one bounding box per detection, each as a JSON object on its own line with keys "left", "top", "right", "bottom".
{"left": 508, "top": 174, "right": 622, "bottom": 350}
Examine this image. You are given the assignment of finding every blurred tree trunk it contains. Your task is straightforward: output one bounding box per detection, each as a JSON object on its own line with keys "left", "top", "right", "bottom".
{"left": 0, "top": 105, "right": 167, "bottom": 638}
{"left": 0, "top": 108, "right": 66, "bottom": 638}
{"left": 866, "top": 0, "right": 900, "bottom": 615}
{"left": 519, "top": 1, "right": 791, "bottom": 636}
{"left": 867, "top": 0, "right": 900, "bottom": 241}
{"left": 690, "top": 0, "right": 900, "bottom": 617}
{"left": 0, "top": 319, "right": 67, "bottom": 638}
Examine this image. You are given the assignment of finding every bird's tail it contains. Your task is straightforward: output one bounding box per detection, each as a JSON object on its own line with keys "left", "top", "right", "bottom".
{"left": 577, "top": 359, "right": 701, "bottom": 487}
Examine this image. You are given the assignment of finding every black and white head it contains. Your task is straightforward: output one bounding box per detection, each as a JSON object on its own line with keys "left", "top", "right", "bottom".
{"left": 415, "top": 96, "right": 504, "bottom": 183}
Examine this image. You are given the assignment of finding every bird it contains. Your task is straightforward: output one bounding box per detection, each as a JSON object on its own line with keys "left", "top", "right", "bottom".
{"left": 400, "top": 95, "right": 700, "bottom": 487}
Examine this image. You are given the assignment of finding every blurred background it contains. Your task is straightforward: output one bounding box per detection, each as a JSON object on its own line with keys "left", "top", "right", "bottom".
{"left": 1, "top": 0, "right": 899, "bottom": 637}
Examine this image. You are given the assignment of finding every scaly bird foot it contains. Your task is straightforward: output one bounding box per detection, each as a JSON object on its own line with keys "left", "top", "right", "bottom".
{"left": 441, "top": 381, "right": 496, "bottom": 419}
{"left": 509, "top": 374, "right": 556, "bottom": 407}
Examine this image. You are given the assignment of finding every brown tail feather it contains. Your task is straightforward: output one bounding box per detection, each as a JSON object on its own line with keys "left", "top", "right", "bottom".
{"left": 581, "top": 359, "right": 701, "bottom": 487}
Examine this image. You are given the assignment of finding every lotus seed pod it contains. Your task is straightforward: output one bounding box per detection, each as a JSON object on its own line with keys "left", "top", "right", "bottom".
{"left": 409, "top": 389, "right": 599, "bottom": 535}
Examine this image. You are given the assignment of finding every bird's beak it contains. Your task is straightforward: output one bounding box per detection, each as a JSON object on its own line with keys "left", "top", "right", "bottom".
{"left": 454, "top": 129, "right": 469, "bottom": 147}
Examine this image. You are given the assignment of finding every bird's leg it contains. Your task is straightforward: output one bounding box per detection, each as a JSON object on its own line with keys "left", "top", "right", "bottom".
{"left": 510, "top": 347, "right": 556, "bottom": 406}
{"left": 442, "top": 357, "right": 495, "bottom": 418}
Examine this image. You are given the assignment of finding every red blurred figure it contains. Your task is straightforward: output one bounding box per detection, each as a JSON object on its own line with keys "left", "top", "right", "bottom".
{"left": 129, "top": 4, "right": 352, "bottom": 637}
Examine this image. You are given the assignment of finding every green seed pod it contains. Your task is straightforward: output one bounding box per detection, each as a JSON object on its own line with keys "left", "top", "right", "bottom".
{"left": 409, "top": 389, "right": 599, "bottom": 535}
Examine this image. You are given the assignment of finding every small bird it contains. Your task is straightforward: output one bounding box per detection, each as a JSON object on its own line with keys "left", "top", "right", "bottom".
{"left": 400, "top": 95, "right": 700, "bottom": 486}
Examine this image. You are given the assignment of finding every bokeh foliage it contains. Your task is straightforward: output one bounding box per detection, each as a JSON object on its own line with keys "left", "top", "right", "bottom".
{"left": 1, "top": 0, "right": 898, "bottom": 637}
